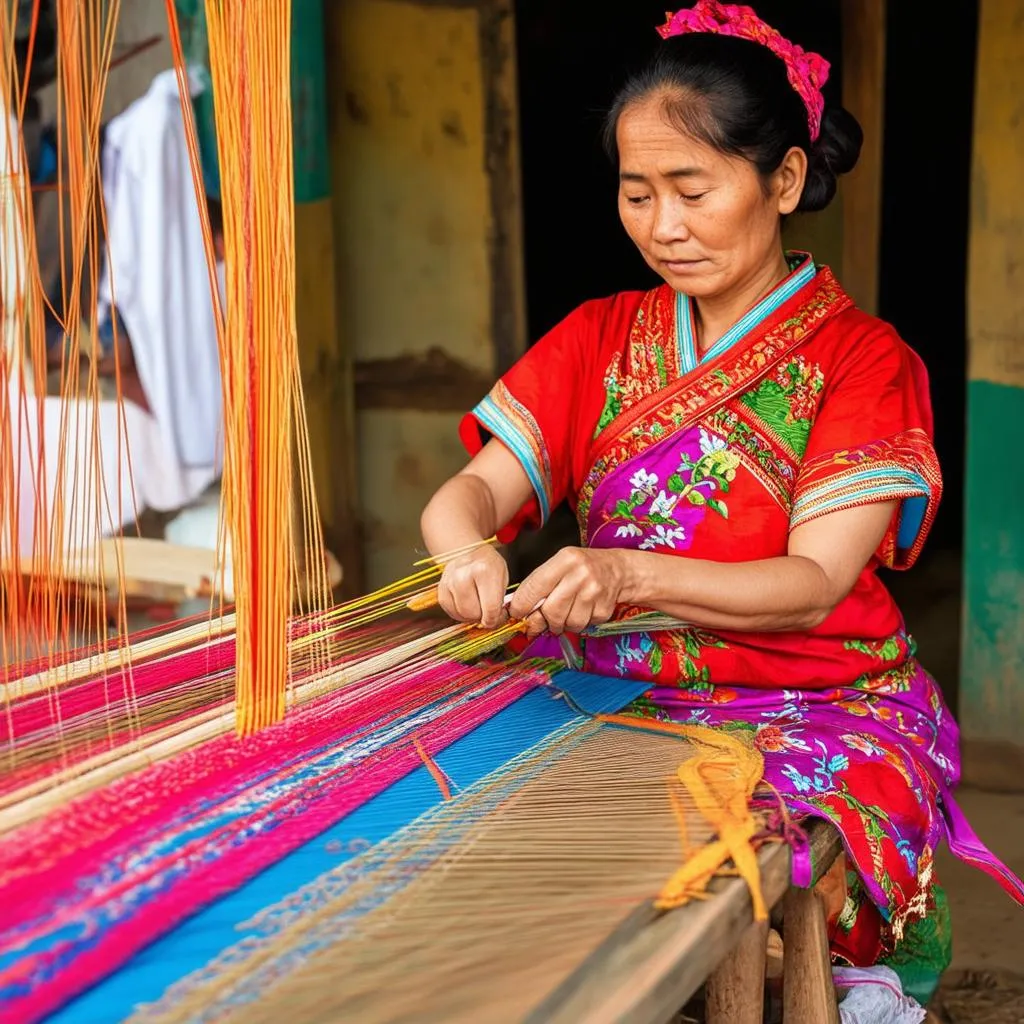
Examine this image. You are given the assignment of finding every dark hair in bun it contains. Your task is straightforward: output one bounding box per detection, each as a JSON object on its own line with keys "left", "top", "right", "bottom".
{"left": 604, "top": 32, "right": 862, "bottom": 213}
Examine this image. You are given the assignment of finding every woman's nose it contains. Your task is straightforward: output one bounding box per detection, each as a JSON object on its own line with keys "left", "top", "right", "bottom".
{"left": 651, "top": 198, "right": 690, "bottom": 246}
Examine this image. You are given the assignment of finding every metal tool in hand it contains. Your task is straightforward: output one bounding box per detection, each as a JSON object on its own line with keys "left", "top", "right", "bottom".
{"left": 503, "top": 593, "right": 581, "bottom": 671}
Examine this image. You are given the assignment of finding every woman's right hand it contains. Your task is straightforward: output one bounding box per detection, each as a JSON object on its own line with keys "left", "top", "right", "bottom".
{"left": 437, "top": 546, "right": 510, "bottom": 629}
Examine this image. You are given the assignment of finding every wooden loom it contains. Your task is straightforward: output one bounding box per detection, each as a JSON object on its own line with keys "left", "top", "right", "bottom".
{"left": 0, "top": 2, "right": 846, "bottom": 1022}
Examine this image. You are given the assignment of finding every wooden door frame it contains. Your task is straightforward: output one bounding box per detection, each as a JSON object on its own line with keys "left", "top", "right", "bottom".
{"left": 840, "top": 0, "right": 886, "bottom": 315}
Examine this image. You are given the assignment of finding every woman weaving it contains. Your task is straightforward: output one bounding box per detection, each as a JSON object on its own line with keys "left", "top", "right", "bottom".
{"left": 421, "top": 0, "right": 1024, "bottom": 1003}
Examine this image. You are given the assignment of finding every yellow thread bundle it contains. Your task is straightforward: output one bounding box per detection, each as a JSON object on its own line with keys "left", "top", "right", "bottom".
{"left": 598, "top": 713, "right": 768, "bottom": 919}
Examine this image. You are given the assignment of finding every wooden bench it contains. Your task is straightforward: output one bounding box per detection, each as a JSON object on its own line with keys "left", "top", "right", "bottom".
{"left": 529, "top": 819, "right": 844, "bottom": 1024}
{"left": 39, "top": 536, "right": 343, "bottom": 608}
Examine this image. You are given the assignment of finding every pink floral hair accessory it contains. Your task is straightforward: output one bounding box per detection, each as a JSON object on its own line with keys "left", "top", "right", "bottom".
{"left": 657, "top": 2, "right": 830, "bottom": 141}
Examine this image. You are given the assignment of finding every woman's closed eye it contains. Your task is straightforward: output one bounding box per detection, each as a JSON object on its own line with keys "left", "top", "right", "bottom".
{"left": 624, "top": 194, "right": 650, "bottom": 206}
{"left": 680, "top": 191, "right": 709, "bottom": 202}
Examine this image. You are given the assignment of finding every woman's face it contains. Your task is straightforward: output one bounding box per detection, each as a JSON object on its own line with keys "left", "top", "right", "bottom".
{"left": 616, "top": 93, "right": 805, "bottom": 299}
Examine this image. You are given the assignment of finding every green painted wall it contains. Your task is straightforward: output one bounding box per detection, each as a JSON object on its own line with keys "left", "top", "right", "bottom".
{"left": 290, "top": 0, "right": 331, "bottom": 203}
{"left": 961, "top": 0, "right": 1024, "bottom": 756}
{"left": 173, "top": 0, "right": 219, "bottom": 198}
{"left": 173, "top": 0, "right": 330, "bottom": 202}
{"left": 960, "top": 380, "right": 1024, "bottom": 742}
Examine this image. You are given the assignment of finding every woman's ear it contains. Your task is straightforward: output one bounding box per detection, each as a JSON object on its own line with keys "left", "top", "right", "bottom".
{"left": 775, "top": 146, "right": 808, "bottom": 215}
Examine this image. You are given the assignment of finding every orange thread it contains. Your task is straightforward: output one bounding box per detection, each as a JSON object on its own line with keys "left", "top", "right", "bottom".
{"left": 412, "top": 734, "right": 453, "bottom": 801}
{"left": 169, "top": 0, "right": 307, "bottom": 734}
{"left": 667, "top": 778, "right": 695, "bottom": 862}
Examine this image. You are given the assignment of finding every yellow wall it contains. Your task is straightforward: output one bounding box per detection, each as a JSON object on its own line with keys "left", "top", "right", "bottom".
{"left": 966, "top": 0, "right": 1024, "bottom": 395}
{"left": 295, "top": 198, "right": 361, "bottom": 590}
{"left": 327, "top": 0, "right": 524, "bottom": 588}
{"left": 322, "top": 2, "right": 854, "bottom": 590}
{"left": 960, "top": 0, "right": 1024, "bottom": 781}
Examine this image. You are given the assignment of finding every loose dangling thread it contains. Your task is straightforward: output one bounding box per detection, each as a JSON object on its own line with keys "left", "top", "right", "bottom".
{"left": 597, "top": 713, "right": 768, "bottom": 920}
{"left": 412, "top": 733, "right": 454, "bottom": 801}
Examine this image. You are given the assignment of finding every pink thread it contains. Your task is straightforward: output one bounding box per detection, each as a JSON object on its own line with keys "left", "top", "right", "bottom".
{"left": 0, "top": 617, "right": 422, "bottom": 797}
{"left": 0, "top": 636, "right": 238, "bottom": 798}
{"left": 0, "top": 665, "right": 545, "bottom": 1023}
{"left": 657, "top": 2, "right": 830, "bottom": 141}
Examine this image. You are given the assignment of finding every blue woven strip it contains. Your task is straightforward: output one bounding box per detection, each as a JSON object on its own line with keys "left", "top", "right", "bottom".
{"left": 50, "top": 672, "right": 647, "bottom": 1022}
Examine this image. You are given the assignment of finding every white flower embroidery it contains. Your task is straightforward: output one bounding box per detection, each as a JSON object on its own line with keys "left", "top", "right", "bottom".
{"left": 699, "top": 428, "right": 727, "bottom": 456}
{"left": 639, "top": 525, "right": 687, "bottom": 551}
{"left": 649, "top": 490, "right": 679, "bottom": 517}
{"left": 615, "top": 523, "right": 643, "bottom": 539}
{"left": 629, "top": 468, "right": 659, "bottom": 492}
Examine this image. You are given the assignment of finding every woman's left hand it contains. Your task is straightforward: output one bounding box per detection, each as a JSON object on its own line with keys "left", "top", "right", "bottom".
{"left": 507, "top": 547, "right": 627, "bottom": 637}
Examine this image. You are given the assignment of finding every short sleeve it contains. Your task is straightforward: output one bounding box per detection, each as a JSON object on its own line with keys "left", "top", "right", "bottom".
{"left": 459, "top": 302, "right": 600, "bottom": 543}
{"left": 790, "top": 326, "right": 943, "bottom": 569}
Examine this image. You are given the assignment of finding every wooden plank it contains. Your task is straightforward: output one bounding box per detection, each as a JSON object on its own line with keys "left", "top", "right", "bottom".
{"left": 840, "top": 0, "right": 886, "bottom": 315}
{"left": 807, "top": 815, "right": 846, "bottom": 885}
{"left": 478, "top": 0, "right": 527, "bottom": 377}
{"left": 529, "top": 820, "right": 842, "bottom": 1024}
{"left": 53, "top": 537, "right": 342, "bottom": 606}
{"left": 527, "top": 843, "right": 790, "bottom": 1024}
{"left": 354, "top": 347, "right": 493, "bottom": 411}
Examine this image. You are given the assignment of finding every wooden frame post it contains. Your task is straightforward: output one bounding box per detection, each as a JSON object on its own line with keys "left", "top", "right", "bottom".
{"left": 293, "top": 0, "right": 364, "bottom": 599}
{"left": 782, "top": 887, "right": 841, "bottom": 1024}
{"left": 841, "top": 0, "right": 886, "bottom": 315}
{"left": 705, "top": 918, "right": 769, "bottom": 1024}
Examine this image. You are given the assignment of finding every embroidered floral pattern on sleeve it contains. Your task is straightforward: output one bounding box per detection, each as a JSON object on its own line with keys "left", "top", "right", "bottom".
{"left": 792, "top": 428, "right": 943, "bottom": 568}
{"left": 472, "top": 380, "right": 556, "bottom": 523}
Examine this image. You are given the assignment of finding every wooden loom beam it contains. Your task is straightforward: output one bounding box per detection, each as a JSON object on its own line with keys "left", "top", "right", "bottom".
{"left": 529, "top": 819, "right": 842, "bottom": 1023}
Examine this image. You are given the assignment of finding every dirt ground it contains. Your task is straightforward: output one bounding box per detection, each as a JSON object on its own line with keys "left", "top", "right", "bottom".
{"left": 929, "top": 789, "right": 1024, "bottom": 1023}
{"left": 937, "top": 793, "right": 1024, "bottom": 979}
